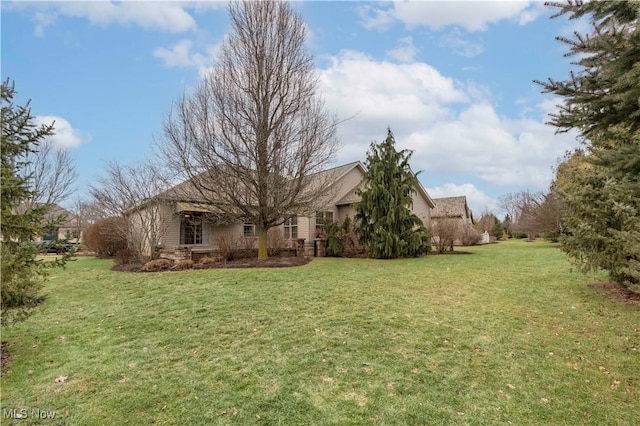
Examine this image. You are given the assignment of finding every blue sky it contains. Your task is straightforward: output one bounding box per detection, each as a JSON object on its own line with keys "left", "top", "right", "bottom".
{"left": 1, "top": 1, "right": 583, "bottom": 216}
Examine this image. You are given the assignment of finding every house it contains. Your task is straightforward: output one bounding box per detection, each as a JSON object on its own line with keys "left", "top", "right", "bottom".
{"left": 35, "top": 204, "right": 82, "bottom": 244}
{"left": 431, "top": 195, "right": 474, "bottom": 245}
{"left": 431, "top": 196, "right": 474, "bottom": 225}
{"left": 131, "top": 161, "right": 435, "bottom": 259}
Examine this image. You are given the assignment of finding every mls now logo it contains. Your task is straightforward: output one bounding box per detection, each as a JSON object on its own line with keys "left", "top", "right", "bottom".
{"left": 2, "top": 408, "right": 57, "bottom": 420}
{"left": 2, "top": 408, "right": 28, "bottom": 419}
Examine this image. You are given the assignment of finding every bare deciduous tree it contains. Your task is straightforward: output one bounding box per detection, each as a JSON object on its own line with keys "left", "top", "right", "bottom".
{"left": 431, "top": 218, "right": 460, "bottom": 254}
{"left": 89, "top": 161, "right": 174, "bottom": 259}
{"left": 477, "top": 210, "right": 496, "bottom": 235}
{"left": 66, "top": 196, "right": 104, "bottom": 243}
{"left": 19, "top": 140, "right": 77, "bottom": 210}
{"left": 159, "top": 0, "right": 339, "bottom": 259}
{"left": 499, "top": 191, "right": 563, "bottom": 240}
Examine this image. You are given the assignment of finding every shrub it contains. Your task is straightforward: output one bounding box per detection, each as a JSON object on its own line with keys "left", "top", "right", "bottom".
{"left": 325, "top": 221, "right": 342, "bottom": 257}
{"left": 240, "top": 236, "right": 256, "bottom": 251}
{"left": 141, "top": 258, "right": 172, "bottom": 272}
{"left": 267, "top": 228, "right": 287, "bottom": 257}
{"left": 460, "top": 225, "right": 481, "bottom": 246}
{"left": 199, "top": 256, "right": 219, "bottom": 265}
{"left": 171, "top": 259, "right": 194, "bottom": 271}
{"left": 431, "top": 218, "right": 459, "bottom": 253}
{"left": 215, "top": 235, "right": 235, "bottom": 261}
{"left": 114, "top": 248, "right": 138, "bottom": 265}
{"left": 325, "top": 216, "right": 368, "bottom": 258}
{"left": 83, "top": 217, "right": 127, "bottom": 256}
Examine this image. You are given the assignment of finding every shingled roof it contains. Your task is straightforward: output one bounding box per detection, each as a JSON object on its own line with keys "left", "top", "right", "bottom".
{"left": 432, "top": 196, "right": 473, "bottom": 222}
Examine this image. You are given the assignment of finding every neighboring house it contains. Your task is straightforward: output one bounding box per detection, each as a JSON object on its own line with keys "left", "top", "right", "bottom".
{"left": 35, "top": 204, "right": 82, "bottom": 244}
{"left": 431, "top": 196, "right": 474, "bottom": 225}
{"left": 431, "top": 195, "right": 474, "bottom": 245}
{"left": 133, "top": 161, "right": 435, "bottom": 258}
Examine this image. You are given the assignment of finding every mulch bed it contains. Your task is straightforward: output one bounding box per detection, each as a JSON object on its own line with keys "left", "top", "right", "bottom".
{"left": 589, "top": 282, "right": 640, "bottom": 307}
{"left": 428, "top": 250, "right": 473, "bottom": 255}
{"left": 111, "top": 256, "right": 310, "bottom": 272}
{"left": 205, "top": 256, "right": 310, "bottom": 268}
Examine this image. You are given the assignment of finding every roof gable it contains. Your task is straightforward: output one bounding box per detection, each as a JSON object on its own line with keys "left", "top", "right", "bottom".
{"left": 432, "top": 196, "right": 471, "bottom": 219}
{"left": 147, "top": 161, "right": 435, "bottom": 213}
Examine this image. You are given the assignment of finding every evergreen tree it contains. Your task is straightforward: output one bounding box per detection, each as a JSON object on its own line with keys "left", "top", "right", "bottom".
{"left": 537, "top": 2, "right": 639, "bottom": 289}
{"left": 492, "top": 216, "right": 505, "bottom": 240}
{"left": 1, "top": 79, "right": 66, "bottom": 325}
{"left": 355, "top": 129, "right": 430, "bottom": 259}
{"left": 502, "top": 214, "right": 513, "bottom": 238}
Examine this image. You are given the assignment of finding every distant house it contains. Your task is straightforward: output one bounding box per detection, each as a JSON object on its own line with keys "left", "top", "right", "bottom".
{"left": 431, "top": 196, "right": 474, "bottom": 225}
{"left": 431, "top": 196, "right": 474, "bottom": 246}
{"left": 35, "top": 204, "right": 82, "bottom": 243}
{"left": 132, "top": 161, "right": 435, "bottom": 259}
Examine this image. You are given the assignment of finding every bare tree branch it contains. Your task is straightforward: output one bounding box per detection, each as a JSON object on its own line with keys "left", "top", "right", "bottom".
{"left": 89, "top": 161, "right": 175, "bottom": 259}
{"left": 158, "top": 0, "right": 340, "bottom": 259}
{"left": 18, "top": 140, "right": 77, "bottom": 210}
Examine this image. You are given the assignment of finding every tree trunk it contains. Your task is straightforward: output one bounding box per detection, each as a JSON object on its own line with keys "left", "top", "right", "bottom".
{"left": 258, "top": 227, "right": 268, "bottom": 260}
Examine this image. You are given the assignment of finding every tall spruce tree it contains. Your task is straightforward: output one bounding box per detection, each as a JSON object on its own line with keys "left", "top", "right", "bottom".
{"left": 537, "top": 1, "right": 640, "bottom": 289}
{"left": 355, "top": 129, "right": 430, "bottom": 259}
{"left": 1, "top": 79, "right": 65, "bottom": 325}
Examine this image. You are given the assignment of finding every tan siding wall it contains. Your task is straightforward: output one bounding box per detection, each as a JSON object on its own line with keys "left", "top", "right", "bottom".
{"left": 334, "top": 167, "right": 364, "bottom": 205}
{"left": 411, "top": 192, "right": 431, "bottom": 228}
{"left": 304, "top": 165, "right": 365, "bottom": 239}
{"left": 209, "top": 223, "right": 243, "bottom": 249}
{"left": 162, "top": 213, "right": 181, "bottom": 250}
{"left": 336, "top": 205, "right": 356, "bottom": 222}
{"left": 296, "top": 216, "right": 311, "bottom": 242}
{"left": 305, "top": 214, "right": 316, "bottom": 241}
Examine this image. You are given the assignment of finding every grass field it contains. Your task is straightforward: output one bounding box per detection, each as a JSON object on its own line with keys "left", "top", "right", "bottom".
{"left": 1, "top": 240, "right": 638, "bottom": 425}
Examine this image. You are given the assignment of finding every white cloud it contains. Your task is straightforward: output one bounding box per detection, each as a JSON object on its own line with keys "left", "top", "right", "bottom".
{"left": 517, "top": 1, "right": 547, "bottom": 26}
{"left": 154, "top": 39, "right": 204, "bottom": 68}
{"left": 360, "top": 1, "right": 541, "bottom": 32}
{"left": 153, "top": 39, "right": 221, "bottom": 77}
{"left": 33, "top": 116, "right": 84, "bottom": 149}
{"left": 357, "top": 4, "right": 396, "bottom": 31}
{"left": 318, "top": 51, "right": 580, "bottom": 191}
{"left": 319, "top": 50, "right": 470, "bottom": 165}
{"left": 439, "top": 29, "right": 484, "bottom": 58}
{"left": 386, "top": 36, "right": 419, "bottom": 63}
{"left": 320, "top": 50, "right": 468, "bottom": 117}
{"left": 33, "top": 10, "right": 57, "bottom": 37}
{"left": 18, "top": 2, "right": 198, "bottom": 35}
{"left": 70, "top": 2, "right": 196, "bottom": 32}
{"left": 537, "top": 97, "right": 564, "bottom": 118}
{"left": 404, "top": 103, "right": 578, "bottom": 188}
{"left": 426, "top": 183, "right": 499, "bottom": 216}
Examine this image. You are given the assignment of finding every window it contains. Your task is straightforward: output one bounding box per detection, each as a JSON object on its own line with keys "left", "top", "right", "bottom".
{"left": 65, "top": 230, "right": 80, "bottom": 240}
{"left": 284, "top": 216, "right": 298, "bottom": 239}
{"left": 42, "top": 227, "right": 58, "bottom": 241}
{"left": 315, "top": 211, "right": 334, "bottom": 232}
{"left": 243, "top": 223, "right": 256, "bottom": 237}
{"left": 180, "top": 212, "right": 203, "bottom": 245}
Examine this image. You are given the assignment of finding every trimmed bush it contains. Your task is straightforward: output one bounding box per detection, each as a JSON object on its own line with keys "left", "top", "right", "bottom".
{"left": 172, "top": 259, "right": 194, "bottom": 271}
{"left": 141, "top": 258, "right": 172, "bottom": 272}
{"left": 83, "top": 217, "right": 127, "bottom": 257}
{"left": 199, "top": 256, "right": 219, "bottom": 265}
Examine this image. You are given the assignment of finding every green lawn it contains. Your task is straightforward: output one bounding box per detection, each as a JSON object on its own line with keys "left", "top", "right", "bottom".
{"left": 1, "top": 240, "right": 638, "bottom": 425}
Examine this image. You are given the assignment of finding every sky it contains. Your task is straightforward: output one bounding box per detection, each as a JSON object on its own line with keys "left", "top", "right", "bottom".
{"left": 1, "top": 0, "right": 584, "bottom": 217}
